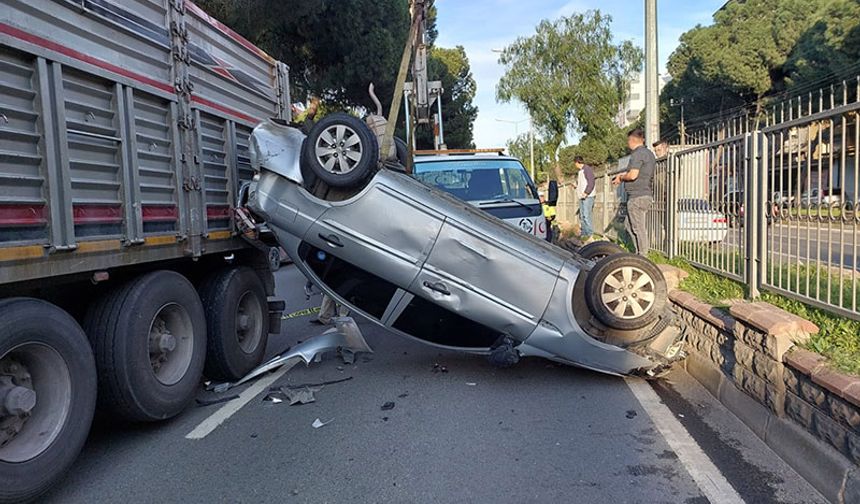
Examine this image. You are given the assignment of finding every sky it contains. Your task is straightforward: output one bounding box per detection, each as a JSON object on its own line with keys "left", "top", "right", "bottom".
{"left": 434, "top": 0, "right": 726, "bottom": 149}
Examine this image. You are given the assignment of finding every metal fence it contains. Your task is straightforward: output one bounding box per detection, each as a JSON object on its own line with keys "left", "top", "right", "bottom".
{"left": 557, "top": 77, "right": 860, "bottom": 320}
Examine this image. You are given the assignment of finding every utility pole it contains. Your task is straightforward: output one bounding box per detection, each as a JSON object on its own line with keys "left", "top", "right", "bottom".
{"left": 528, "top": 117, "right": 535, "bottom": 182}
{"left": 645, "top": 0, "right": 659, "bottom": 147}
{"left": 670, "top": 98, "right": 690, "bottom": 148}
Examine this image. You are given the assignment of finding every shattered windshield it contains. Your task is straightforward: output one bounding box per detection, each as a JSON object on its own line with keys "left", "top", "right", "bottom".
{"left": 413, "top": 159, "right": 538, "bottom": 203}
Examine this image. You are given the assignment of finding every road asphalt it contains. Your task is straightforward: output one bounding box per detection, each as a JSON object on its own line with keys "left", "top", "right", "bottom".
{"left": 42, "top": 265, "right": 828, "bottom": 504}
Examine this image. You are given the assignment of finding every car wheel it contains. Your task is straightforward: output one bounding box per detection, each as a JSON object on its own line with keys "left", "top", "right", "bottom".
{"left": 301, "top": 112, "right": 379, "bottom": 188}
{"left": 199, "top": 267, "right": 269, "bottom": 381}
{"left": 0, "top": 298, "right": 96, "bottom": 504}
{"left": 578, "top": 241, "right": 625, "bottom": 262}
{"left": 85, "top": 271, "right": 206, "bottom": 422}
{"left": 585, "top": 253, "right": 667, "bottom": 331}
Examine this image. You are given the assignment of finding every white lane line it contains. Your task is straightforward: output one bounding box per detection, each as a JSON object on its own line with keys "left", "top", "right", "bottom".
{"left": 186, "top": 360, "right": 301, "bottom": 440}
{"left": 625, "top": 377, "right": 745, "bottom": 504}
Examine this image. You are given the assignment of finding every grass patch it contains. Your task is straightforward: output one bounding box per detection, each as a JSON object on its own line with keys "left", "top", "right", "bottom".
{"left": 649, "top": 252, "right": 860, "bottom": 376}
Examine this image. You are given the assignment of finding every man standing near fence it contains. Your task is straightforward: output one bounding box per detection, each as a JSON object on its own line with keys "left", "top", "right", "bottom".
{"left": 574, "top": 156, "right": 596, "bottom": 242}
{"left": 613, "top": 129, "right": 656, "bottom": 255}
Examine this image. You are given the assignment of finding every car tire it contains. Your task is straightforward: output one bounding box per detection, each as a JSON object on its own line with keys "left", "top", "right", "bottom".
{"left": 394, "top": 137, "right": 409, "bottom": 167}
{"left": 199, "top": 267, "right": 269, "bottom": 382}
{"left": 0, "top": 298, "right": 97, "bottom": 504}
{"left": 85, "top": 271, "right": 206, "bottom": 422}
{"left": 578, "top": 241, "right": 625, "bottom": 262}
{"left": 301, "top": 113, "right": 379, "bottom": 188}
{"left": 585, "top": 253, "right": 667, "bottom": 331}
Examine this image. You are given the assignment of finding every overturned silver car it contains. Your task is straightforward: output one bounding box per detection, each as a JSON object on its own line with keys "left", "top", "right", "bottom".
{"left": 246, "top": 113, "right": 683, "bottom": 376}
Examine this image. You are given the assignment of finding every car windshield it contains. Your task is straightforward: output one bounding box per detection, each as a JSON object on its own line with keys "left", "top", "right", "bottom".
{"left": 413, "top": 159, "right": 538, "bottom": 203}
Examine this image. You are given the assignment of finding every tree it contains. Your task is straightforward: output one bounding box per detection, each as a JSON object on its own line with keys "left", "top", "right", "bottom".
{"left": 411, "top": 46, "right": 478, "bottom": 149}
{"left": 659, "top": 0, "right": 860, "bottom": 135}
{"left": 785, "top": 0, "right": 860, "bottom": 90}
{"left": 506, "top": 133, "right": 553, "bottom": 183}
{"left": 195, "top": 0, "right": 410, "bottom": 110}
{"left": 497, "top": 10, "right": 642, "bottom": 179}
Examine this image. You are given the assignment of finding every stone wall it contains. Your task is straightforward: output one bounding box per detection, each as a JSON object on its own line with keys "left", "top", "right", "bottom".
{"left": 660, "top": 265, "right": 860, "bottom": 503}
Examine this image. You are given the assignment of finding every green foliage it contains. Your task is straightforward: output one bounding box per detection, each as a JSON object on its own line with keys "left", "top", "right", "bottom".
{"left": 411, "top": 46, "right": 478, "bottom": 149}
{"left": 558, "top": 126, "right": 629, "bottom": 174}
{"left": 496, "top": 11, "right": 642, "bottom": 158}
{"left": 662, "top": 0, "right": 860, "bottom": 135}
{"left": 506, "top": 133, "right": 552, "bottom": 183}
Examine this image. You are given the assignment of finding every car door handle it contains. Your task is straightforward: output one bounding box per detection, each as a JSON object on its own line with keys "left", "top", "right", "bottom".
{"left": 423, "top": 281, "right": 451, "bottom": 296}
{"left": 319, "top": 233, "right": 343, "bottom": 248}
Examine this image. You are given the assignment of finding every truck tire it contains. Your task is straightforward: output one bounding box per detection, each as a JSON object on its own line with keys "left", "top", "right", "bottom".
{"left": 85, "top": 271, "right": 206, "bottom": 422}
{"left": 578, "top": 241, "right": 625, "bottom": 262}
{"left": 0, "top": 298, "right": 96, "bottom": 504}
{"left": 584, "top": 253, "right": 667, "bottom": 331}
{"left": 199, "top": 267, "right": 269, "bottom": 381}
{"left": 394, "top": 137, "right": 409, "bottom": 169}
{"left": 301, "top": 112, "right": 379, "bottom": 189}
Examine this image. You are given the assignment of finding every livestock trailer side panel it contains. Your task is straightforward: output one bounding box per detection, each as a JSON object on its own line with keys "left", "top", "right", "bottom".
{"left": 0, "top": 0, "right": 289, "bottom": 286}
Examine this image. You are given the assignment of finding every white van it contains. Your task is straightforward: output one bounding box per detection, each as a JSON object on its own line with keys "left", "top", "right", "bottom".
{"left": 412, "top": 153, "right": 549, "bottom": 240}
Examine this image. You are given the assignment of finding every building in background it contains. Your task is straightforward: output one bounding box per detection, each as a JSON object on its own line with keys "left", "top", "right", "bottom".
{"left": 615, "top": 73, "right": 670, "bottom": 128}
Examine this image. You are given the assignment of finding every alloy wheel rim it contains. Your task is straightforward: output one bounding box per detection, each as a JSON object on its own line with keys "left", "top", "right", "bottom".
{"left": 599, "top": 266, "right": 657, "bottom": 320}
{"left": 315, "top": 125, "right": 363, "bottom": 175}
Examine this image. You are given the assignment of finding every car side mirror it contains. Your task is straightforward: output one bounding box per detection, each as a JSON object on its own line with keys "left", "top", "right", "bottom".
{"left": 547, "top": 180, "right": 559, "bottom": 206}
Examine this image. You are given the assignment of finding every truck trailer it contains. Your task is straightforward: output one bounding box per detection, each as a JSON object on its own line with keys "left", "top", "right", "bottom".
{"left": 0, "top": 1, "right": 289, "bottom": 501}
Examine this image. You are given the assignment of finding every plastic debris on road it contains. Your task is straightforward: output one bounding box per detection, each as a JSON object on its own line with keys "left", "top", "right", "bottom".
{"left": 312, "top": 418, "right": 333, "bottom": 429}
{"left": 381, "top": 401, "right": 395, "bottom": 411}
{"left": 211, "top": 317, "right": 371, "bottom": 393}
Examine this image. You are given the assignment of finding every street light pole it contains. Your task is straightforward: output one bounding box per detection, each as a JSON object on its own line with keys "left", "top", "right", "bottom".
{"left": 496, "top": 117, "right": 534, "bottom": 178}
{"left": 645, "top": 0, "right": 660, "bottom": 147}
{"left": 528, "top": 118, "right": 535, "bottom": 181}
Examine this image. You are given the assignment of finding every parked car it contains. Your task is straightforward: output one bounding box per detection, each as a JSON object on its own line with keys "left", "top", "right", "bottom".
{"left": 677, "top": 199, "right": 729, "bottom": 243}
{"left": 801, "top": 188, "right": 843, "bottom": 208}
{"left": 412, "top": 154, "right": 548, "bottom": 240}
{"left": 246, "top": 115, "right": 683, "bottom": 376}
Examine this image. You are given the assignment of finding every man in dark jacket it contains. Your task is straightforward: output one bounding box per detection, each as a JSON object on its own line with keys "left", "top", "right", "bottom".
{"left": 613, "top": 129, "right": 655, "bottom": 255}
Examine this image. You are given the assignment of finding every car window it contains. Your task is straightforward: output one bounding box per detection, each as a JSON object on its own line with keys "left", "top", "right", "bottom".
{"left": 413, "top": 159, "right": 537, "bottom": 202}
{"left": 392, "top": 295, "right": 499, "bottom": 349}
{"left": 300, "top": 244, "right": 398, "bottom": 320}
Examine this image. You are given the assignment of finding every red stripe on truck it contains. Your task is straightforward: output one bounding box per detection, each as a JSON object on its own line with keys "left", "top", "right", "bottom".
{"left": 206, "top": 206, "right": 231, "bottom": 219}
{"left": 0, "top": 204, "right": 48, "bottom": 227}
{"left": 142, "top": 205, "right": 179, "bottom": 222}
{"left": 73, "top": 204, "right": 123, "bottom": 225}
{"left": 0, "top": 22, "right": 176, "bottom": 94}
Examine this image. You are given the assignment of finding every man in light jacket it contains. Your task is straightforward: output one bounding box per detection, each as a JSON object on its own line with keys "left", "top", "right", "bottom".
{"left": 575, "top": 156, "right": 596, "bottom": 242}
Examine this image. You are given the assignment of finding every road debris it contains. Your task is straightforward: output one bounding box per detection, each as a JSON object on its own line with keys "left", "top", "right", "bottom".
{"left": 263, "top": 393, "right": 285, "bottom": 404}
{"left": 312, "top": 418, "right": 333, "bottom": 429}
{"left": 381, "top": 401, "right": 395, "bottom": 411}
{"left": 398, "top": 393, "right": 409, "bottom": 398}
{"left": 432, "top": 363, "right": 448, "bottom": 373}
{"left": 195, "top": 394, "right": 240, "bottom": 407}
{"left": 466, "top": 382, "right": 477, "bottom": 386}
{"left": 626, "top": 410, "right": 638, "bottom": 419}
{"left": 211, "top": 317, "right": 371, "bottom": 393}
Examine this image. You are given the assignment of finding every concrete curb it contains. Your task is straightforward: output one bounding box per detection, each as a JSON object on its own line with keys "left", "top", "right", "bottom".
{"left": 682, "top": 352, "right": 854, "bottom": 503}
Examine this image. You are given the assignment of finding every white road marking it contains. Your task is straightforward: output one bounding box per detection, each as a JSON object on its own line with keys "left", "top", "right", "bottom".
{"left": 186, "top": 359, "right": 301, "bottom": 440}
{"left": 625, "top": 377, "right": 745, "bottom": 504}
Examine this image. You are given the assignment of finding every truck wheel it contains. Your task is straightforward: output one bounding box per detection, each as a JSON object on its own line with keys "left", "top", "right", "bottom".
{"left": 199, "top": 267, "right": 269, "bottom": 381}
{"left": 85, "top": 271, "right": 206, "bottom": 422}
{"left": 0, "top": 298, "right": 96, "bottom": 504}
{"left": 394, "top": 137, "right": 409, "bottom": 168}
{"left": 578, "top": 241, "right": 625, "bottom": 262}
{"left": 302, "top": 112, "right": 379, "bottom": 188}
{"left": 584, "top": 253, "right": 667, "bottom": 331}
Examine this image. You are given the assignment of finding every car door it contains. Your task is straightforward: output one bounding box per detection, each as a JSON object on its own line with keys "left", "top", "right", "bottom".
{"left": 301, "top": 174, "right": 445, "bottom": 321}
{"left": 404, "top": 209, "right": 564, "bottom": 344}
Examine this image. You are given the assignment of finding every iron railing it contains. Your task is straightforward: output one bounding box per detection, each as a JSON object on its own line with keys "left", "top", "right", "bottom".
{"left": 557, "top": 77, "right": 860, "bottom": 320}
